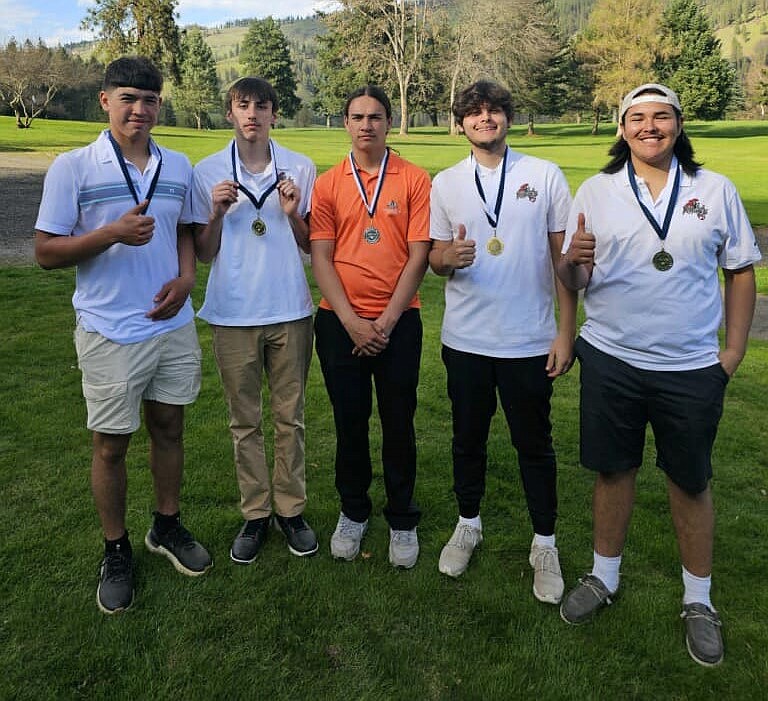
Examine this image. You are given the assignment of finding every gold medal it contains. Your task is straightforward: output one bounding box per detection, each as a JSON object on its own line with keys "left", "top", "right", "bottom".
{"left": 252, "top": 218, "right": 267, "bottom": 236}
{"left": 652, "top": 249, "right": 673, "bottom": 271}
{"left": 486, "top": 236, "right": 503, "bottom": 256}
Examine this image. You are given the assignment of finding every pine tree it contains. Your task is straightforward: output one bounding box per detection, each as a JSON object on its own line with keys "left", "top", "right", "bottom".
{"left": 656, "top": 0, "right": 735, "bottom": 119}
{"left": 174, "top": 29, "right": 220, "bottom": 130}
{"left": 240, "top": 17, "right": 301, "bottom": 118}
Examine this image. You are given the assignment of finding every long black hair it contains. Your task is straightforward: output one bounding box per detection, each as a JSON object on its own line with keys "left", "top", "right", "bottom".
{"left": 602, "top": 128, "right": 702, "bottom": 176}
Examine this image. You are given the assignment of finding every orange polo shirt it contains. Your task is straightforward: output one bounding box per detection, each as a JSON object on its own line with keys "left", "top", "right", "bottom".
{"left": 310, "top": 150, "right": 431, "bottom": 317}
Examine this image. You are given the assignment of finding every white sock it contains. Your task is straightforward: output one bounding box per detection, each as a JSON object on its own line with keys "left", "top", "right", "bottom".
{"left": 682, "top": 566, "right": 713, "bottom": 609}
{"left": 459, "top": 515, "right": 482, "bottom": 530}
{"left": 533, "top": 533, "right": 556, "bottom": 548}
{"left": 591, "top": 551, "right": 621, "bottom": 594}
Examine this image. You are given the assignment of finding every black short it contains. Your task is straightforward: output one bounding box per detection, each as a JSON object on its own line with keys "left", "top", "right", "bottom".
{"left": 576, "top": 337, "right": 729, "bottom": 494}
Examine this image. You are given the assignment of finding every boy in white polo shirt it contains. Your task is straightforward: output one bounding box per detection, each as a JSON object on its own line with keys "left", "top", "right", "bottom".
{"left": 34, "top": 56, "right": 212, "bottom": 615}
{"left": 192, "top": 77, "right": 318, "bottom": 562}
{"left": 557, "top": 83, "right": 761, "bottom": 666}
{"left": 429, "top": 81, "right": 577, "bottom": 603}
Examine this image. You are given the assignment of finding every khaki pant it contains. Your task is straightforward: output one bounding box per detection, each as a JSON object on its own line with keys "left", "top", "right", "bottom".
{"left": 212, "top": 317, "right": 313, "bottom": 519}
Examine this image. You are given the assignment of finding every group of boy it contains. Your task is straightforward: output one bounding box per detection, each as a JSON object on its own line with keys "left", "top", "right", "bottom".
{"left": 35, "top": 56, "right": 760, "bottom": 668}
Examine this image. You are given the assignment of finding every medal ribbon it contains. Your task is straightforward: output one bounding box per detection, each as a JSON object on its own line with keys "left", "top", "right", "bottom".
{"left": 474, "top": 147, "right": 508, "bottom": 229}
{"left": 627, "top": 160, "right": 681, "bottom": 244}
{"left": 231, "top": 140, "right": 279, "bottom": 213}
{"left": 107, "top": 131, "right": 163, "bottom": 214}
{"left": 349, "top": 147, "right": 390, "bottom": 218}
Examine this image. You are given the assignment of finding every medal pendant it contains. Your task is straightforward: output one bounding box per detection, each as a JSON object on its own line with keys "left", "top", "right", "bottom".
{"left": 652, "top": 249, "right": 673, "bottom": 271}
{"left": 252, "top": 218, "right": 267, "bottom": 236}
{"left": 363, "top": 226, "right": 381, "bottom": 244}
{"left": 486, "top": 236, "right": 503, "bottom": 256}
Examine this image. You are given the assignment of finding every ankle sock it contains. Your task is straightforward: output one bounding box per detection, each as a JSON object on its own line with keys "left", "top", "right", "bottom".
{"left": 105, "top": 531, "right": 131, "bottom": 555}
{"left": 153, "top": 511, "right": 180, "bottom": 536}
{"left": 591, "top": 551, "right": 621, "bottom": 594}
{"left": 533, "top": 533, "right": 556, "bottom": 548}
{"left": 682, "top": 566, "right": 713, "bottom": 609}
{"left": 459, "top": 515, "right": 482, "bottom": 530}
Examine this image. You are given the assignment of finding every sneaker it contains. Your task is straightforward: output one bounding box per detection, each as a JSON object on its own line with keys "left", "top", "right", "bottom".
{"left": 145, "top": 522, "right": 213, "bottom": 576}
{"left": 330, "top": 513, "right": 368, "bottom": 561}
{"left": 230, "top": 517, "right": 270, "bottom": 564}
{"left": 274, "top": 513, "right": 319, "bottom": 557}
{"left": 438, "top": 522, "right": 483, "bottom": 578}
{"left": 560, "top": 573, "right": 615, "bottom": 624}
{"left": 96, "top": 545, "right": 134, "bottom": 614}
{"left": 681, "top": 603, "right": 724, "bottom": 667}
{"left": 529, "top": 540, "right": 564, "bottom": 604}
{"left": 389, "top": 528, "right": 419, "bottom": 569}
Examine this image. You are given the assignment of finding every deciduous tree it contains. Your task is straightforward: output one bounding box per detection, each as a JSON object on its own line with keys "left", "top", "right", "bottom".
{"left": 81, "top": 0, "right": 182, "bottom": 82}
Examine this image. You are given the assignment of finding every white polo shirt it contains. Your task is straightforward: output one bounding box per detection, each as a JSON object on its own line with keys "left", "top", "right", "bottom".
{"left": 564, "top": 163, "right": 762, "bottom": 370}
{"left": 35, "top": 130, "right": 195, "bottom": 344}
{"left": 431, "top": 150, "right": 572, "bottom": 358}
{"left": 192, "top": 139, "right": 315, "bottom": 326}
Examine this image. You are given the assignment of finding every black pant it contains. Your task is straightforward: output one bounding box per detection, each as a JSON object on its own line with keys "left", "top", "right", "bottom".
{"left": 442, "top": 345, "right": 557, "bottom": 535}
{"left": 315, "top": 308, "right": 422, "bottom": 530}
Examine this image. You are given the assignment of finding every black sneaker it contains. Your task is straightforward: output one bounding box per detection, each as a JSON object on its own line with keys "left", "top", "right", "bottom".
{"left": 274, "top": 514, "right": 319, "bottom": 557}
{"left": 230, "top": 517, "right": 270, "bottom": 564}
{"left": 145, "top": 522, "right": 212, "bottom": 576}
{"left": 97, "top": 545, "right": 134, "bottom": 614}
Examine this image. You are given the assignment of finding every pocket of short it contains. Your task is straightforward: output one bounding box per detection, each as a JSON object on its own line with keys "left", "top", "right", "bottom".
{"left": 82, "top": 380, "right": 128, "bottom": 402}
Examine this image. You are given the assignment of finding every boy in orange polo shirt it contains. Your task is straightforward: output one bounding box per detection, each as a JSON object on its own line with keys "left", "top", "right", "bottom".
{"left": 310, "top": 85, "right": 431, "bottom": 568}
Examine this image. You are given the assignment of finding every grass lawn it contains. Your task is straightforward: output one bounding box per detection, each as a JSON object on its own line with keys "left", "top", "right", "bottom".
{"left": 1, "top": 262, "right": 767, "bottom": 699}
{"left": 2, "top": 115, "right": 768, "bottom": 225}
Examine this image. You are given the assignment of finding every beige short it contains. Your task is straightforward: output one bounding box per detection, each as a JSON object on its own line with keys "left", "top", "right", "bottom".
{"left": 75, "top": 321, "right": 202, "bottom": 434}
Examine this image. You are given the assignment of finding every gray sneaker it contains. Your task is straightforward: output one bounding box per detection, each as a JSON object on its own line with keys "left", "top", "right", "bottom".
{"left": 438, "top": 522, "right": 483, "bottom": 578}
{"left": 389, "top": 528, "right": 419, "bottom": 569}
{"left": 529, "top": 540, "right": 564, "bottom": 604}
{"left": 145, "top": 523, "right": 212, "bottom": 576}
{"left": 330, "top": 513, "right": 368, "bottom": 560}
{"left": 681, "top": 603, "right": 724, "bottom": 667}
{"left": 560, "top": 574, "right": 615, "bottom": 624}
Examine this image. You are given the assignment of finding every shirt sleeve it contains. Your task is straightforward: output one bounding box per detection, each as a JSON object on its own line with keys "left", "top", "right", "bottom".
{"left": 191, "top": 162, "right": 213, "bottom": 225}
{"left": 34, "top": 154, "right": 80, "bottom": 236}
{"left": 308, "top": 172, "right": 338, "bottom": 241}
{"left": 406, "top": 167, "right": 431, "bottom": 242}
{"left": 547, "top": 165, "right": 573, "bottom": 234}
{"left": 720, "top": 180, "right": 762, "bottom": 269}
{"left": 429, "top": 172, "right": 453, "bottom": 242}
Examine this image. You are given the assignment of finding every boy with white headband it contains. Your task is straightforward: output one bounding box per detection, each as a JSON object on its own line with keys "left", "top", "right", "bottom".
{"left": 557, "top": 83, "right": 760, "bottom": 666}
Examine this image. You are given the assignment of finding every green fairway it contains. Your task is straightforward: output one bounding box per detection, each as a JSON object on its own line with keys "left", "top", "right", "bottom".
{"left": 1, "top": 115, "right": 767, "bottom": 697}
{"left": 2, "top": 115, "right": 767, "bottom": 224}
{"left": 1, "top": 263, "right": 767, "bottom": 699}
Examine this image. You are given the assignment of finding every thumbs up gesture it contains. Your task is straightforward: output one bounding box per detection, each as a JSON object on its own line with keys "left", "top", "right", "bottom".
{"left": 445, "top": 224, "right": 476, "bottom": 270}
{"left": 564, "top": 213, "right": 595, "bottom": 267}
{"left": 114, "top": 200, "right": 155, "bottom": 246}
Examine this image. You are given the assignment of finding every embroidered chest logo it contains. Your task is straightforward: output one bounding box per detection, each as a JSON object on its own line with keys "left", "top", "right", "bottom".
{"left": 384, "top": 199, "right": 400, "bottom": 215}
{"left": 516, "top": 183, "right": 538, "bottom": 202}
{"left": 682, "top": 198, "right": 708, "bottom": 220}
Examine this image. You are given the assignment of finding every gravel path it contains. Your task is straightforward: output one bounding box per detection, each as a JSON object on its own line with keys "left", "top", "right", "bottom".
{"left": 1, "top": 151, "right": 766, "bottom": 339}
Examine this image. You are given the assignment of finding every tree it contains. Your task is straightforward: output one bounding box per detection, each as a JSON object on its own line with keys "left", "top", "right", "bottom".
{"left": 174, "top": 29, "right": 220, "bottom": 130}
{"left": 338, "top": 0, "right": 435, "bottom": 135}
{"left": 656, "top": 0, "right": 735, "bottom": 119}
{"left": 0, "top": 40, "right": 95, "bottom": 128}
{"left": 575, "top": 0, "right": 664, "bottom": 131}
{"left": 81, "top": 0, "right": 182, "bottom": 83}
{"left": 240, "top": 17, "right": 301, "bottom": 118}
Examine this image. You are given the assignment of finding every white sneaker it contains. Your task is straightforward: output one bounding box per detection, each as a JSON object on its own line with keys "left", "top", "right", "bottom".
{"left": 438, "top": 522, "right": 483, "bottom": 578}
{"left": 330, "top": 513, "right": 368, "bottom": 560}
{"left": 389, "top": 528, "right": 419, "bottom": 569}
{"left": 529, "top": 539, "right": 564, "bottom": 604}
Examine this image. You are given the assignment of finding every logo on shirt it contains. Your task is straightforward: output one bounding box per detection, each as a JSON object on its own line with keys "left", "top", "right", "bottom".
{"left": 516, "top": 183, "right": 538, "bottom": 202}
{"left": 682, "top": 198, "right": 708, "bottom": 220}
{"left": 384, "top": 199, "right": 400, "bottom": 215}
